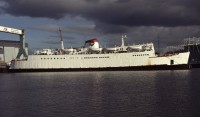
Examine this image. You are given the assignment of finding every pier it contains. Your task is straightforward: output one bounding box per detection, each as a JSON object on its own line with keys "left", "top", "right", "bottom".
{"left": 0, "top": 62, "right": 9, "bottom": 73}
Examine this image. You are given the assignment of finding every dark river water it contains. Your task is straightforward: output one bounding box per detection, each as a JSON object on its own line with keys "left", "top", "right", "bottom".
{"left": 0, "top": 69, "right": 200, "bottom": 117}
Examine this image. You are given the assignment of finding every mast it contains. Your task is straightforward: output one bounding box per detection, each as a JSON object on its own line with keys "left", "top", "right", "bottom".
{"left": 59, "top": 28, "right": 64, "bottom": 50}
{"left": 121, "top": 34, "right": 126, "bottom": 47}
{"left": 157, "top": 35, "right": 160, "bottom": 53}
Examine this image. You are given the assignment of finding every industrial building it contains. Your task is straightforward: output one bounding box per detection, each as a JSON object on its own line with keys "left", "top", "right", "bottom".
{"left": 0, "top": 40, "right": 28, "bottom": 63}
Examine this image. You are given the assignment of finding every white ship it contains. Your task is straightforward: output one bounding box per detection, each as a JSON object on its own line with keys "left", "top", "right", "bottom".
{"left": 9, "top": 34, "right": 191, "bottom": 72}
{"left": 0, "top": 25, "right": 190, "bottom": 72}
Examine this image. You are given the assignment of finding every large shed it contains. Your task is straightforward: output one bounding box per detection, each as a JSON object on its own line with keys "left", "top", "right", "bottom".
{"left": 0, "top": 40, "right": 28, "bottom": 63}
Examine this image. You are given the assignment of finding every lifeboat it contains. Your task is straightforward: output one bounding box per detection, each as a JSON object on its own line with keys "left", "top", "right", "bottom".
{"left": 62, "top": 48, "right": 76, "bottom": 54}
{"left": 63, "top": 48, "right": 74, "bottom": 52}
{"left": 34, "top": 49, "right": 54, "bottom": 55}
{"left": 105, "top": 47, "right": 118, "bottom": 52}
{"left": 127, "top": 45, "right": 145, "bottom": 52}
{"left": 90, "top": 48, "right": 103, "bottom": 52}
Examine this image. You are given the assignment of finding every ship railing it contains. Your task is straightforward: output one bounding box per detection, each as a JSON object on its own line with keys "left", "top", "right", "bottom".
{"left": 164, "top": 45, "right": 185, "bottom": 53}
{"left": 183, "top": 37, "right": 200, "bottom": 45}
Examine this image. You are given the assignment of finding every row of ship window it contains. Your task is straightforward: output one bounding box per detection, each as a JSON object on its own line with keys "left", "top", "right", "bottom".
{"left": 40, "top": 56, "right": 110, "bottom": 60}
{"left": 40, "top": 55, "right": 149, "bottom": 60}
{"left": 84, "top": 57, "right": 109, "bottom": 59}
{"left": 133, "top": 54, "right": 150, "bottom": 56}
{"left": 41, "top": 58, "right": 66, "bottom": 60}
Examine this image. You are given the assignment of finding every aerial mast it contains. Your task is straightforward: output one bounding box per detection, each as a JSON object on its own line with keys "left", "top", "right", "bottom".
{"left": 157, "top": 35, "right": 160, "bottom": 54}
{"left": 59, "top": 28, "right": 64, "bottom": 50}
{"left": 121, "top": 34, "right": 127, "bottom": 47}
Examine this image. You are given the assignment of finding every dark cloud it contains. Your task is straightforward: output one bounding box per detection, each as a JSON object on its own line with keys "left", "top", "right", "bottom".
{"left": 1, "top": 0, "right": 200, "bottom": 34}
{"left": 95, "top": 21, "right": 130, "bottom": 34}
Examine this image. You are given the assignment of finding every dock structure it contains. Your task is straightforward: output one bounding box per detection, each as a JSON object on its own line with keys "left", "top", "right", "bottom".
{"left": 0, "top": 26, "right": 29, "bottom": 72}
{"left": 0, "top": 26, "right": 28, "bottom": 59}
{"left": 0, "top": 61, "right": 8, "bottom": 72}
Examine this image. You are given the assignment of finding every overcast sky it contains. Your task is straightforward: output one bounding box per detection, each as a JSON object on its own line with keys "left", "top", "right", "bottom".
{"left": 1, "top": 0, "right": 200, "bottom": 51}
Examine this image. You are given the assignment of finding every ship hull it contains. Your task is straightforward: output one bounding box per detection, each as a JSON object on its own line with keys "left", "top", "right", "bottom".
{"left": 9, "top": 64, "right": 191, "bottom": 72}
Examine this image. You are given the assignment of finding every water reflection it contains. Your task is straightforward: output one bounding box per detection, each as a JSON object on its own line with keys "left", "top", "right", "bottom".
{"left": 154, "top": 70, "right": 191, "bottom": 116}
{"left": 0, "top": 70, "right": 200, "bottom": 117}
{"left": 188, "top": 69, "right": 200, "bottom": 116}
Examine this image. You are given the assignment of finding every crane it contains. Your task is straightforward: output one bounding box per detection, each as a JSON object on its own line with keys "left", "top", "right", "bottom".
{"left": 0, "top": 26, "right": 28, "bottom": 59}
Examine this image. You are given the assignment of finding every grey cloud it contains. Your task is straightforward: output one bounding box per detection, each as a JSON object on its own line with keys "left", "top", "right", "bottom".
{"left": 0, "top": 1, "right": 6, "bottom": 13}
{"left": 50, "top": 35, "right": 76, "bottom": 41}
{"left": 103, "top": 25, "right": 200, "bottom": 51}
{"left": 43, "top": 40, "right": 60, "bottom": 45}
{"left": 28, "top": 23, "right": 99, "bottom": 36}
